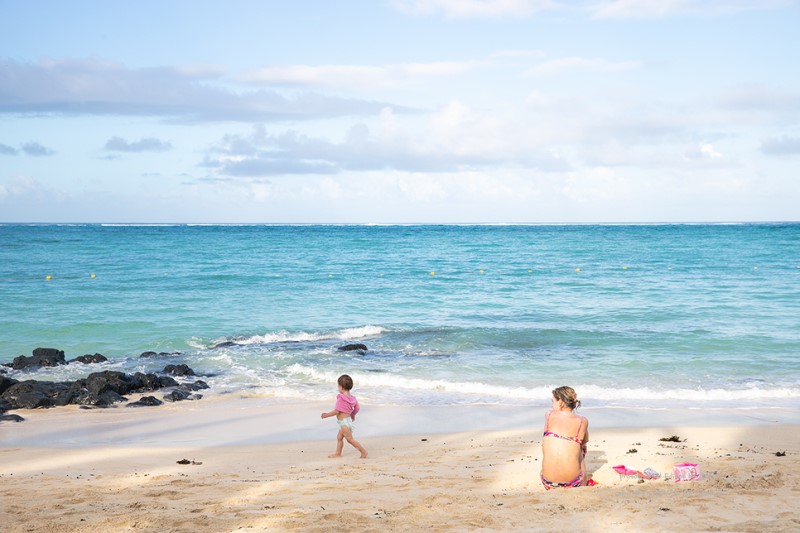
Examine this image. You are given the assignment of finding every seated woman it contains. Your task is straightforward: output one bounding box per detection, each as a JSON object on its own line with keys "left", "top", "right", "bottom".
{"left": 541, "top": 386, "right": 589, "bottom": 489}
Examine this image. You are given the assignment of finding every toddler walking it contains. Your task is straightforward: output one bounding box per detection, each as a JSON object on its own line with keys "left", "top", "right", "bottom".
{"left": 321, "top": 374, "right": 368, "bottom": 459}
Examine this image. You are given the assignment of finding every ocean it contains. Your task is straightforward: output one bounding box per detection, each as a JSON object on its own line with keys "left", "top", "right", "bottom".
{"left": 1, "top": 223, "right": 798, "bottom": 413}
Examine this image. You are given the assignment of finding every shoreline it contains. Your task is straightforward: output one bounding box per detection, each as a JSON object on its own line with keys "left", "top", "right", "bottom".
{"left": 1, "top": 400, "right": 797, "bottom": 532}
{"left": 2, "top": 396, "right": 799, "bottom": 449}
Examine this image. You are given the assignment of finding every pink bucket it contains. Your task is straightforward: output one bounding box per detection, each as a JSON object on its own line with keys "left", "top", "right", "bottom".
{"left": 672, "top": 462, "right": 702, "bottom": 482}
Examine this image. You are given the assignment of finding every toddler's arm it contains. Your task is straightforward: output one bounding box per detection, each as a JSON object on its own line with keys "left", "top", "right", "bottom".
{"left": 321, "top": 409, "right": 340, "bottom": 419}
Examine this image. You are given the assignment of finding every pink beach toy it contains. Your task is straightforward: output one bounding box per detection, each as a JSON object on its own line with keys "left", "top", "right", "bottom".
{"left": 672, "top": 463, "right": 702, "bottom": 482}
{"left": 612, "top": 465, "right": 660, "bottom": 480}
{"left": 612, "top": 465, "right": 643, "bottom": 478}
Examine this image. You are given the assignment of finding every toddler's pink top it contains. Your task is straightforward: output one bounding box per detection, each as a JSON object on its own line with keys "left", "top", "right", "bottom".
{"left": 335, "top": 393, "right": 360, "bottom": 416}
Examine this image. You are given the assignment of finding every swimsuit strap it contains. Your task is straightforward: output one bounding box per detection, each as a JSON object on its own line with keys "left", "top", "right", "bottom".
{"left": 574, "top": 416, "right": 584, "bottom": 439}
{"left": 543, "top": 413, "right": 584, "bottom": 445}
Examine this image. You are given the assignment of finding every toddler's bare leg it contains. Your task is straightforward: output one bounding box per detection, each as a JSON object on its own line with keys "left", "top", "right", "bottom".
{"left": 341, "top": 427, "right": 368, "bottom": 459}
{"left": 328, "top": 428, "right": 345, "bottom": 458}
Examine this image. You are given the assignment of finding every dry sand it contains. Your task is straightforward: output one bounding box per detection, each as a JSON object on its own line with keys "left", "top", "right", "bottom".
{"left": 1, "top": 400, "right": 798, "bottom": 532}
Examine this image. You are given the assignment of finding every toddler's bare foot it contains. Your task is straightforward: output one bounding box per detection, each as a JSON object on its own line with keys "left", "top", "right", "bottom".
{"left": 360, "top": 451, "right": 369, "bottom": 459}
{"left": 328, "top": 453, "right": 342, "bottom": 458}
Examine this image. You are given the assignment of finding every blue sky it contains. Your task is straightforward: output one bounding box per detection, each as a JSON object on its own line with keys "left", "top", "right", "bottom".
{"left": 1, "top": 0, "right": 798, "bottom": 223}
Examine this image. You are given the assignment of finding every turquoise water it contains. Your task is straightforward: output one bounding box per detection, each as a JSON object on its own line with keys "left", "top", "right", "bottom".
{"left": 1, "top": 224, "right": 798, "bottom": 409}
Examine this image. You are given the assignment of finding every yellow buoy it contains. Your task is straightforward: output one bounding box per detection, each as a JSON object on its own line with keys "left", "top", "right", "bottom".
{"left": 90, "top": 273, "right": 96, "bottom": 279}
{"left": 45, "top": 275, "right": 52, "bottom": 281}
{"left": 429, "top": 271, "right": 435, "bottom": 276}
{"left": 623, "top": 266, "right": 628, "bottom": 270}
{"left": 479, "top": 269, "right": 485, "bottom": 274}
{"left": 575, "top": 268, "right": 581, "bottom": 273}
{"left": 528, "top": 269, "right": 533, "bottom": 273}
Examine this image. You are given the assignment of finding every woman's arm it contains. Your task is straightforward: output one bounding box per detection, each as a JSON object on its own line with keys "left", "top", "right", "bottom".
{"left": 581, "top": 419, "right": 590, "bottom": 453}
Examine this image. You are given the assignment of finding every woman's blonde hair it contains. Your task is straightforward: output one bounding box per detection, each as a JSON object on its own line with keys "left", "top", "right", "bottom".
{"left": 552, "top": 386, "right": 581, "bottom": 410}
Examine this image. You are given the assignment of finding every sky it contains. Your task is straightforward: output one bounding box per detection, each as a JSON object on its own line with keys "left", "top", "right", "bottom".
{"left": 0, "top": 0, "right": 798, "bottom": 223}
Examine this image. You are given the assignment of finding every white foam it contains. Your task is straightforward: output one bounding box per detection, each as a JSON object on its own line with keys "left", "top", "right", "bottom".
{"left": 221, "top": 325, "right": 385, "bottom": 346}
{"left": 283, "top": 364, "right": 800, "bottom": 403}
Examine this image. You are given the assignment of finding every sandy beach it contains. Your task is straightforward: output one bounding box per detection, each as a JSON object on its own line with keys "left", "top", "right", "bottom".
{"left": 1, "top": 399, "right": 798, "bottom": 532}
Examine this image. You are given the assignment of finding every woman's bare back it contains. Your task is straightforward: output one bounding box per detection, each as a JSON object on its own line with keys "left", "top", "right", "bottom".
{"left": 541, "top": 410, "right": 588, "bottom": 483}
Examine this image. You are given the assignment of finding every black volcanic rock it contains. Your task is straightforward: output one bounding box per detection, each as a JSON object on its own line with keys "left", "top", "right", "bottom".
{"left": 163, "top": 390, "right": 191, "bottom": 402}
{"left": 68, "top": 353, "right": 108, "bottom": 364}
{"left": 140, "top": 351, "right": 181, "bottom": 358}
{"left": 158, "top": 376, "right": 179, "bottom": 388}
{"left": 164, "top": 364, "right": 195, "bottom": 377}
{"left": 85, "top": 371, "right": 140, "bottom": 396}
{"left": 182, "top": 380, "right": 209, "bottom": 391}
{"left": 127, "top": 396, "right": 163, "bottom": 407}
{"left": 338, "top": 343, "right": 368, "bottom": 352}
{"left": 1, "top": 380, "right": 73, "bottom": 409}
{"left": 212, "top": 341, "right": 239, "bottom": 348}
{"left": 0, "top": 347, "right": 212, "bottom": 417}
{"left": 5, "top": 348, "right": 66, "bottom": 370}
{"left": 0, "top": 375, "right": 19, "bottom": 395}
{"left": 69, "top": 388, "right": 128, "bottom": 407}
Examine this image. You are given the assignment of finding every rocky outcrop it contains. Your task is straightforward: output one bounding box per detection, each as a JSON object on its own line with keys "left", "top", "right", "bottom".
{"left": 127, "top": 396, "right": 164, "bottom": 407}
{"left": 68, "top": 353, "right": 108, "bottom": 364}
{"left": 3, "top": 347, "right": 66, "bottom": 370}
{"left": 163, "top": 390, "right": 202, "bottom": 402}
{"left": 212, "top": 341, "right": 239, "bottom": 349}
{"left": 3, "top": 348, "right": 108, "bottom": 369}
{"left": 338, "top": 343, "right": 368, "bottom": 352}
{"left": 0, "top": 349, "right": 210, "bottom": 422}
{"left": 164, "top": 364, "right": 195, "bottom": 377}
{"left": 0, "top": 375, "right": 18, "bottom": 395}
{"left": 140, "top": 351, "right": 182, "bottom": 358}
{"left": 1, "top": 380, "right": 74, "bottom": 409}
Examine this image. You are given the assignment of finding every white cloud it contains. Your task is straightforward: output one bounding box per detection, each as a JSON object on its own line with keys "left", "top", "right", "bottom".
{"left": 389, "top": 0, "right": 793, "bottom": 19}
{"left": 718, "top": 85, "right": 800, "bottom": 114}
{"left": 21, "top": 141, "right": 55, "bottom": 157}
{"left": 490, "top": 49, "right": 548, "bottom": 60}
{"left": 587, "top": 0, "right": 691, "bottom": 19}
{"left": 202, "top": 98, "right": 574, "bottom": 179}
{"left": 683, "top": 143, "right": 723, "bottom": 160}
{"left": 0, "top": 175, "right": 64, "bottom": 202}
{"left": 105, "top": 136, "right": 172, "bottom": 153}
{"left": 561, "top": 166, "right": 633, "bottom": 202}
{"left": 249, "top": 181, "right": 272, "bottom": 202}
{"left": 172, "top": 64, "right": 226, "bottom": 78}
{"left": 0, "top": 58, "right": 394, "bottom": 122}
{"left": 587, "top": 0, "right": 793, "bottom": 19}
{"left": 0, "top": 143, "right": 19, "bottom": 155}
{"left": 761, "top": 135, "right": 800, "bottom": 155}
{"left": 240, "top": 61, "right": 478, "bottom": 89}
{"left": 389, "top": 0, "right": 558, "bottom": 19}
{"left": 524, "top": 56, "right": 642, "bottom": 76}
{"left": 397, "top": 175, "right": 447, "bottom": 202}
